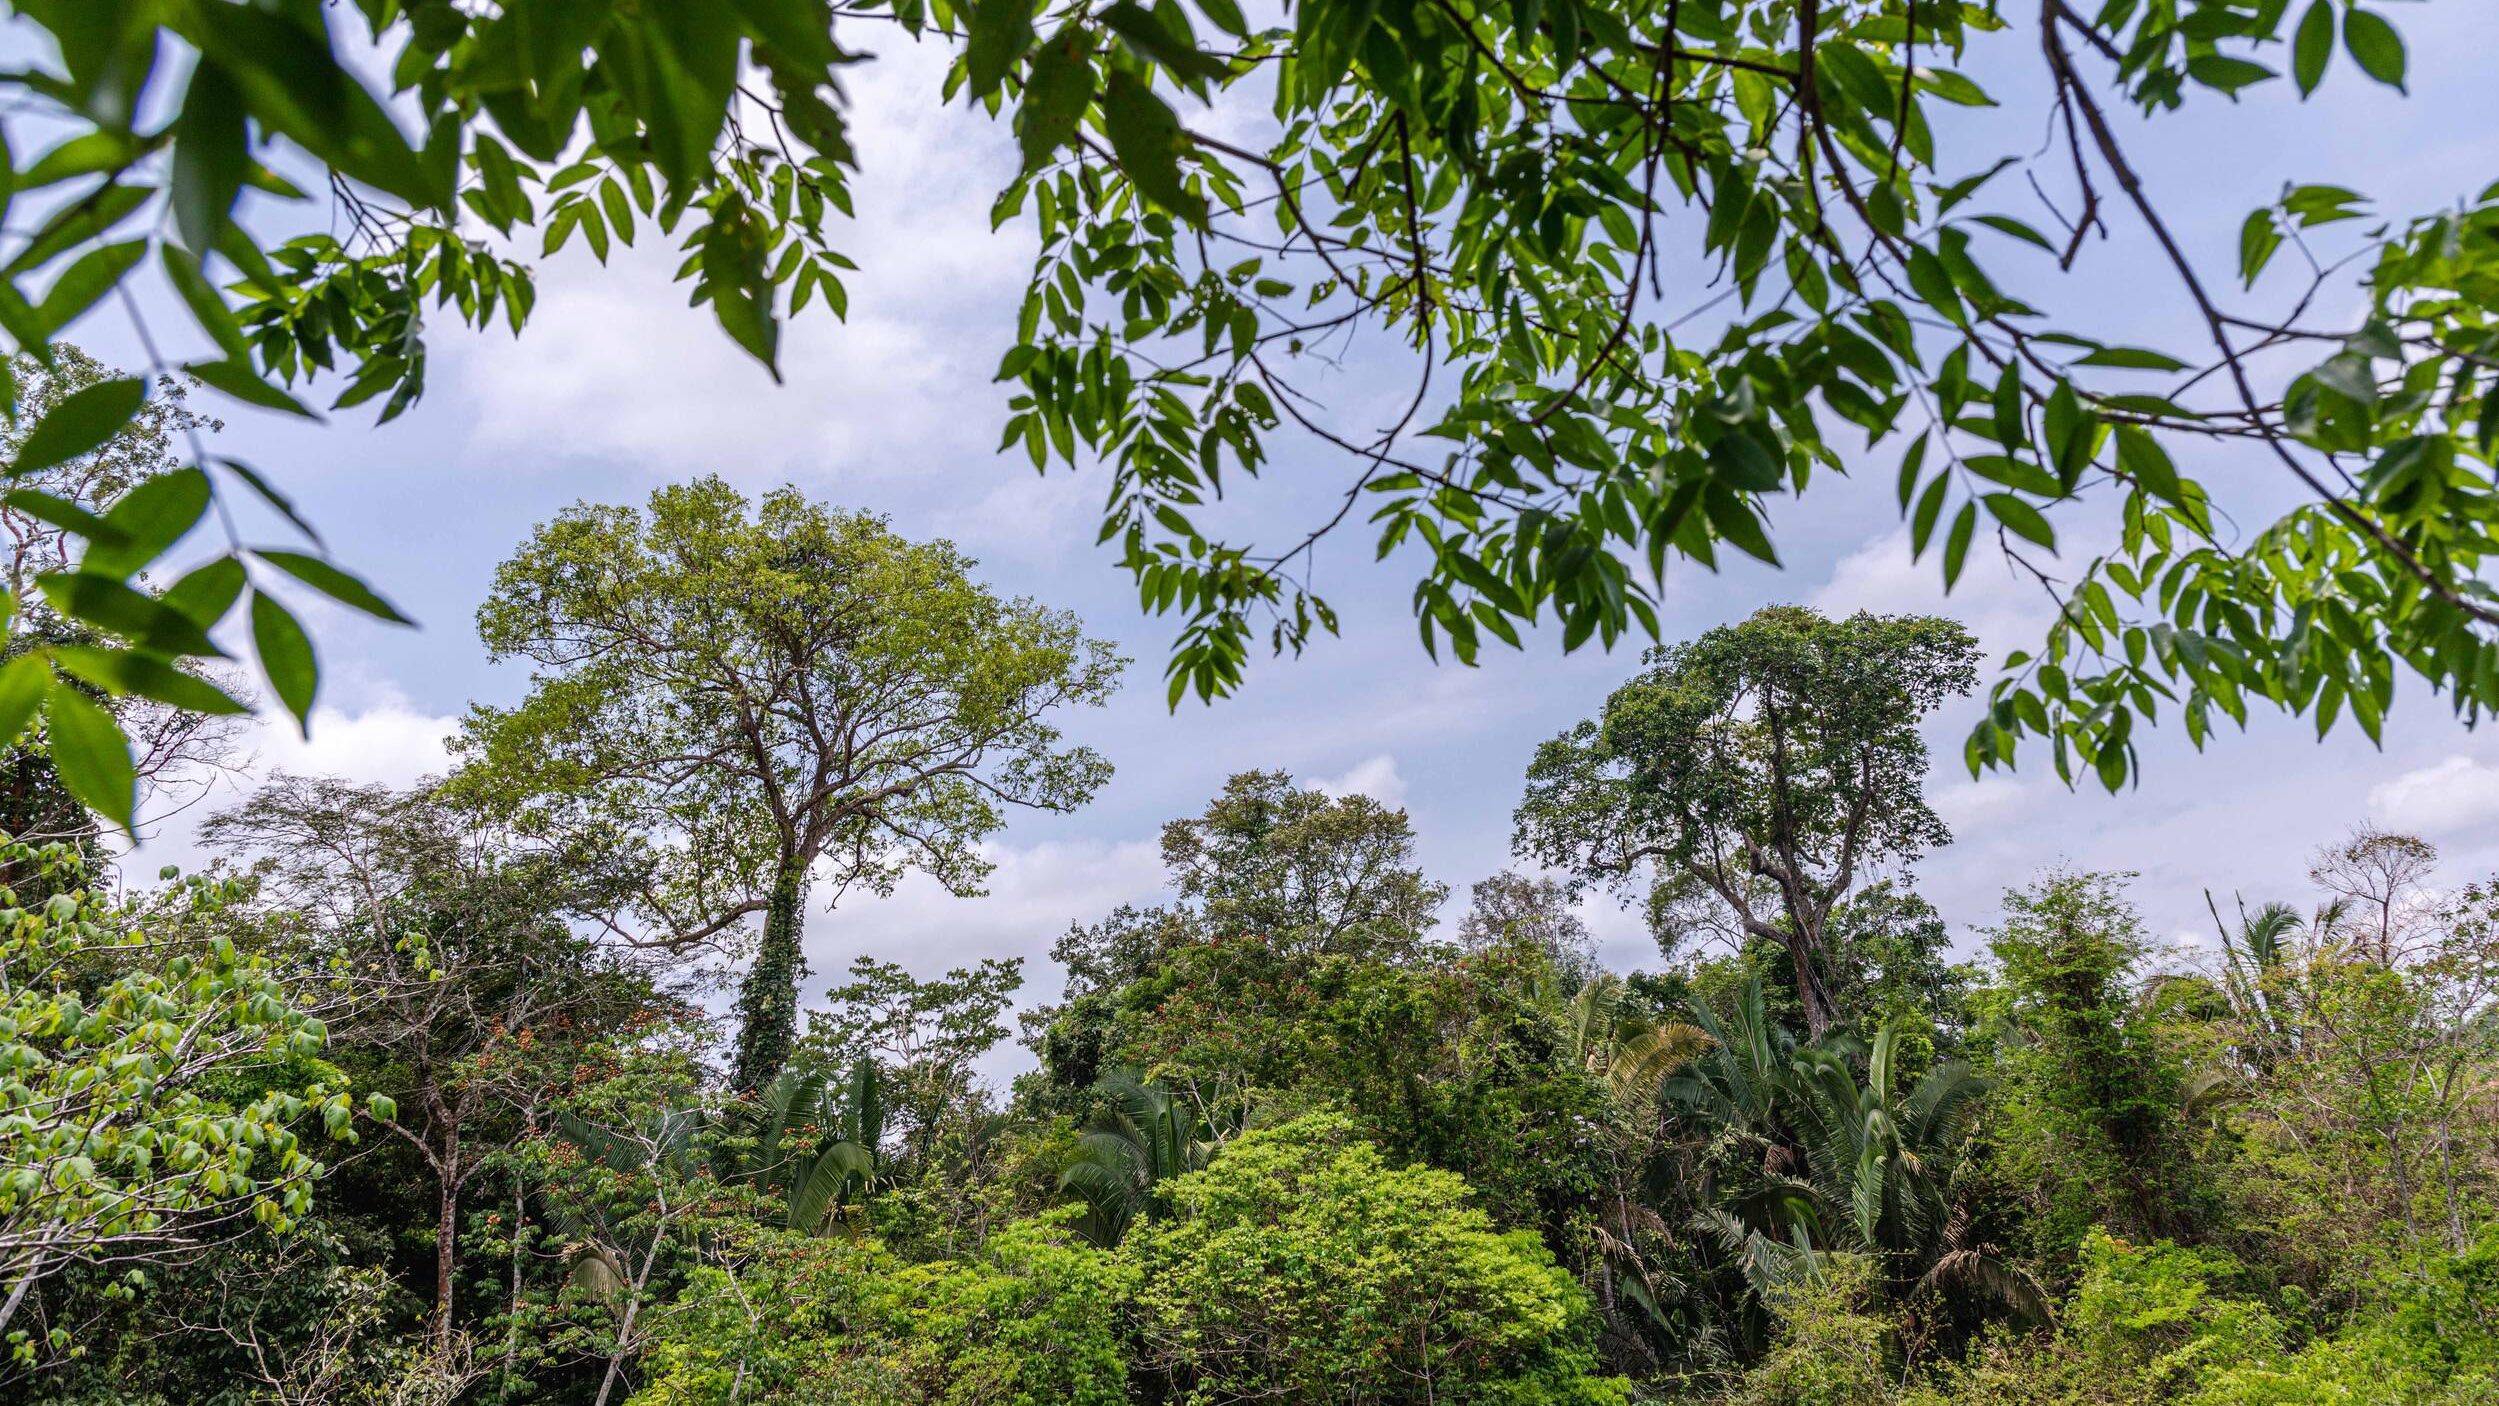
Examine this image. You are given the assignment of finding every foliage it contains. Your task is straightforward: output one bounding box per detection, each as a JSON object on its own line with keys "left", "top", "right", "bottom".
{"left": 1973, "top": 871, "right": 2210, "bottom": 1263}
{"left": 0, "top": 839, "right": 375, "bottom": 1355}
{"left": 1160, "top": 768, "right": 1449, "bottom": 958}
{"left": 800, "top": 957, "right": 1020, "bottom": 1169}
{"left": 1122, "top": 1113, "right": 1627, "bottom": 1405}
{"left": 1055, "top": 1068, "right": 1223, "bottom": 1247}
{"left": 631, "top": 1215, "right": 1133, "bottom": 1406}
{"left": 447, "top": 476, "right": 1120, "bottom": 1088}
{"left": 1518, "top": 606, "right": 1978, "bottom": 1035}
{"left": 1730, "top": 1256, "right": 1893, "bottom": 1406}
{"left": 4, "top": 0, "right": 2497, "bottom": 837}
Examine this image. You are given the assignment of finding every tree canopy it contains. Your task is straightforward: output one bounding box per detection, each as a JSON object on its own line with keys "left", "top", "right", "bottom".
{"left": 0, "top": 0, "right": 2490, "bottom": 824}
{"left": 1517, "top": 605, "right": 1977, "bottom": 1035}
{"left": 448, "top": 476, "right": 1120, "bottom": 1088}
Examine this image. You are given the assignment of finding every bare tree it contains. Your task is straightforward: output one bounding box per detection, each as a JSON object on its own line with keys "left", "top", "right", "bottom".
{"left": 202, "top": 776, "right": 661, "bottom": 1349}
{"left": 2309, "top": 828, "right": 2440, "bottom": 964}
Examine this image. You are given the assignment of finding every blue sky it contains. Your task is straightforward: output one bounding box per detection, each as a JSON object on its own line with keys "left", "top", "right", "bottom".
{"left": 35, "top": 3, "right": 2499, "bottom": 1067}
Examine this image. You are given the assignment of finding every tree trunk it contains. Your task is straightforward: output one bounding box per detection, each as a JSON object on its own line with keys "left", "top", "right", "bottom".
{"left": 730, "top": 850, "right": 811, "bottom": 1091}
{"left": 433, "top": 1139, "right": 462, "bottom": 1348}
{"left": 1786, "top": 923, "right": 1840, "bottom": 1039}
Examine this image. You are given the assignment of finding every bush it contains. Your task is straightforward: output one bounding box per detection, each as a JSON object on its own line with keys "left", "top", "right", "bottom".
{"left": 1732, "top": 1257, "right": 1893, "bottom": 1406}
{"left": 1121, "top": 1113, "right": 1625, "bottom": 1405}
{"left": 629, "top": 1214, "right": 1130, "bottom": 1406}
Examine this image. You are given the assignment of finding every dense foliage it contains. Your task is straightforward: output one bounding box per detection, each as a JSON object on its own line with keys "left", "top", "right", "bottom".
{"left": 0, "top": 4, "right": 2494, "bottom": 1379}
{"left": 1, "top": 470, "right": 2493, "bottom": 1403}
{"left": 2, "top": 0, "right": 2495, "bottom": 828}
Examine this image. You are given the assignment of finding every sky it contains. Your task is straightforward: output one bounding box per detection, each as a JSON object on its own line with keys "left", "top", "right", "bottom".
{"left": 30, "top": 4, "right": 2499, "bottom": 1075}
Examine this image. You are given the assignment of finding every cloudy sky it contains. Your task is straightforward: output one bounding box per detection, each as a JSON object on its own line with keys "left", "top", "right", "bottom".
{"left": 48, "top": 6, "right": 2499, "bottom": 1070}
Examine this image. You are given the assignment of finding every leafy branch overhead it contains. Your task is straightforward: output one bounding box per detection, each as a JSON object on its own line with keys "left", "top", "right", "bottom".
{"left": 0, "top": 0, "right": 2490, "bottom": 830}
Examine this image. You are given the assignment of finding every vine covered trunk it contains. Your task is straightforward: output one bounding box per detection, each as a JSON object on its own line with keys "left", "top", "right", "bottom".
{"left": 730, "top": 852, "right": 811, "bottom": 1092}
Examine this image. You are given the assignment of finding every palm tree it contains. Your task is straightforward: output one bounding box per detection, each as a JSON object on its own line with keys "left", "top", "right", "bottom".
{"left": 719, "top": 1062, "right": 884, "bottom": 1236}
{"left": 2210, "top": 892, "right": 2310, "bottom": 1072}
{"left": 1618, "top": 980, "right": 2035, "bottom": 1325}
{"left": 1785, "top": 1026, "right": 1985, "bottom": 1260}
{"left": 1057, "top": 1068, "right": 1226, "bottom": 1245}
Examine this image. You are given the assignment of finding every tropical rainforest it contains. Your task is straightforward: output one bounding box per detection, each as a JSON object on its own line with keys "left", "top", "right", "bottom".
{"left": 4, "top": 0, "right": 2499, "bottom": 1401}
{"left": 3, "top": 346, "right": 2496, "bottom": 1404}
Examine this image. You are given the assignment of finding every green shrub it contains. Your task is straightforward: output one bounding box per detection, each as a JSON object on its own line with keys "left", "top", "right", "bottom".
{"left": 1120, "top": 1113, "right": 1626, "bottom": 1405}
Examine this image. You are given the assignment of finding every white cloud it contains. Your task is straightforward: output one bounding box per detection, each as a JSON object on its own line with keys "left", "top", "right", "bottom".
{"left": 448, "top": 35, "right": 1038, "bottom": 490}
{"left": 2368, "top": 755, "right": 2499, "bottom": 837}
{"left": 134, "top": 693, "right": 462, "bottom": 872}
{"left": 1313, "top": 753, "right": 1408, "bottom": 808}
{"left": 1932, "top": 775, "right": 2037, "bottom": 830}
{"left": 244, "top": 699, "right": 459, "bottom": 790}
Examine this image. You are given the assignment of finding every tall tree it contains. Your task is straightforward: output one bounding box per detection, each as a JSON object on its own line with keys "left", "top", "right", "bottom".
{"left": 1159, "top": 769, "right": 1448, "bottom": 959}
{"left": 1516, "top": 607, "right": 1978, "bottom": 1037}
{"left": 449, "top": 477, "right": 1120, "bottom": 1089}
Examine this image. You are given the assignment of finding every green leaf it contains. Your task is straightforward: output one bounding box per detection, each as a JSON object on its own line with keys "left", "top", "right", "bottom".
{"left": 4, "top": 183, "right": 150, "bottom": 277}
{"left": 2185, "top": 55, "right": 2275, "bottom": 98}
{"left": 161, "top": 555, "right": 250, "bottom": 628}
{"left": 251, "top": 589, "right": 318, "bottom": 730}
{"left": 172, "top": 59, "right": 251, "bottom": 255}
{"left": 1195, "top": 0, "right": 1252, "bottom": 38}
{"left": 1904, "top": 245, "right": 1962, "bottom": 324}
{"left": 36, "top": 240, "right": 146, "bottom": 336}
{"left": 0, "top": 655, "right": 47, "bottom": 748}
{"left": 184, "top": 4, "right": 445, "bottom": 208}
{"left": 1708, "top": 429, "right": 1785, "bottom": 492}
{"left": 254, "top": 550, "right": 414, "bottom": 624}
{"left": 1984, "top": 493, "right": 2056, "bottom": 550}
{"left": 2074, "top": 347, "right": 2189, "bottom": 372}
{"left": 1971, "top": 214, "right": 2055, "bottom": 253}
{"left": 1016, "top": 29, "right": 1097, "bottom": 171}
{"left": 2292, "top": 0, "right": 2334, "bottom": 96}
{"left": 966, "top": 0, "right": 1036, "bottom": 100}
{"left": 1101, "top": 68, "right": 1206, "bottom": 224}
{"left": 43, "top": 679, "right": 136, "bottom": 832}
{"left": 184, "top": 359, "right": 318, "bottom": 418}
{"left": 1941, "top": 500, "right": 1978, "bottom": 587}
{"left": 1099, "top": 1, "right": 1228, "bottom": 87}
{"left": 84, "top": 467, "right": 212, "bottom": 578}
{"left": 221, "top": 459, "right": 324, "bottom": 548}
{"left": 1703, "top": 485, "right": 1779, "bottom": 565}
{"left": 41, "top": 573, "right": 226, "bottom": 656}
{"left": 2342, "top": 9, "right": 2406, "bottom": 91}
{"left": 52, "top": 646, "right": 249, "bottom": 716}
{"left": 2237, "top": 210, "right": 2281, "bottom": 289}
{"left": 730, "top": 0, "right": 844, "bottom": 69}
{"left": 9, "top": 377, "right": 143, "bottom": 477}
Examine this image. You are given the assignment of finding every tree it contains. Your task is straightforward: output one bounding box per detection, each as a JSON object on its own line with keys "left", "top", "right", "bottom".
{"left": 1055, "top": 1068, "right": 1225, "bottom": 1247}
{"left": 1517, "top": 607, "right": 1979, "bottom": 1037}
{"left": 200, "top": 775, "right": 664, "bottom": 1349}
{"left": 1159, "top": 769, "right": 1448, "bottom": 959}
{"left": 799, "top": 955, "right": 1023, "bottom": 1169}
{"left": 5, "top": 1, "right": 2492, "bottom": 821}
{"left": 448, "top": 476, "right": 1120, "bottom": 1090}
{"left": 1460, "top": 870, "right": 1601, "bottom": 988}
{"left": 2308, "top": 829, "right": 2440, "bottom": 965}
{"left": 1977, "top": 871, "right": 2207, "bottom": 1260}
{"left": 0, "top": 839, "right": 375, "bottom": 1348}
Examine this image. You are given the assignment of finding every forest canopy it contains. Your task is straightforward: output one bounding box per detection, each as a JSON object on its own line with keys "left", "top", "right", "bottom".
{"left": 3, "top": 0, "right": 2499, "bottom": 1403}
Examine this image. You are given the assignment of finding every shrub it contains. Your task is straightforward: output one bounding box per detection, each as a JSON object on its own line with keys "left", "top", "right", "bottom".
{"left": 1120, "top": 1113, "right": 1625, "bottom": 1405}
